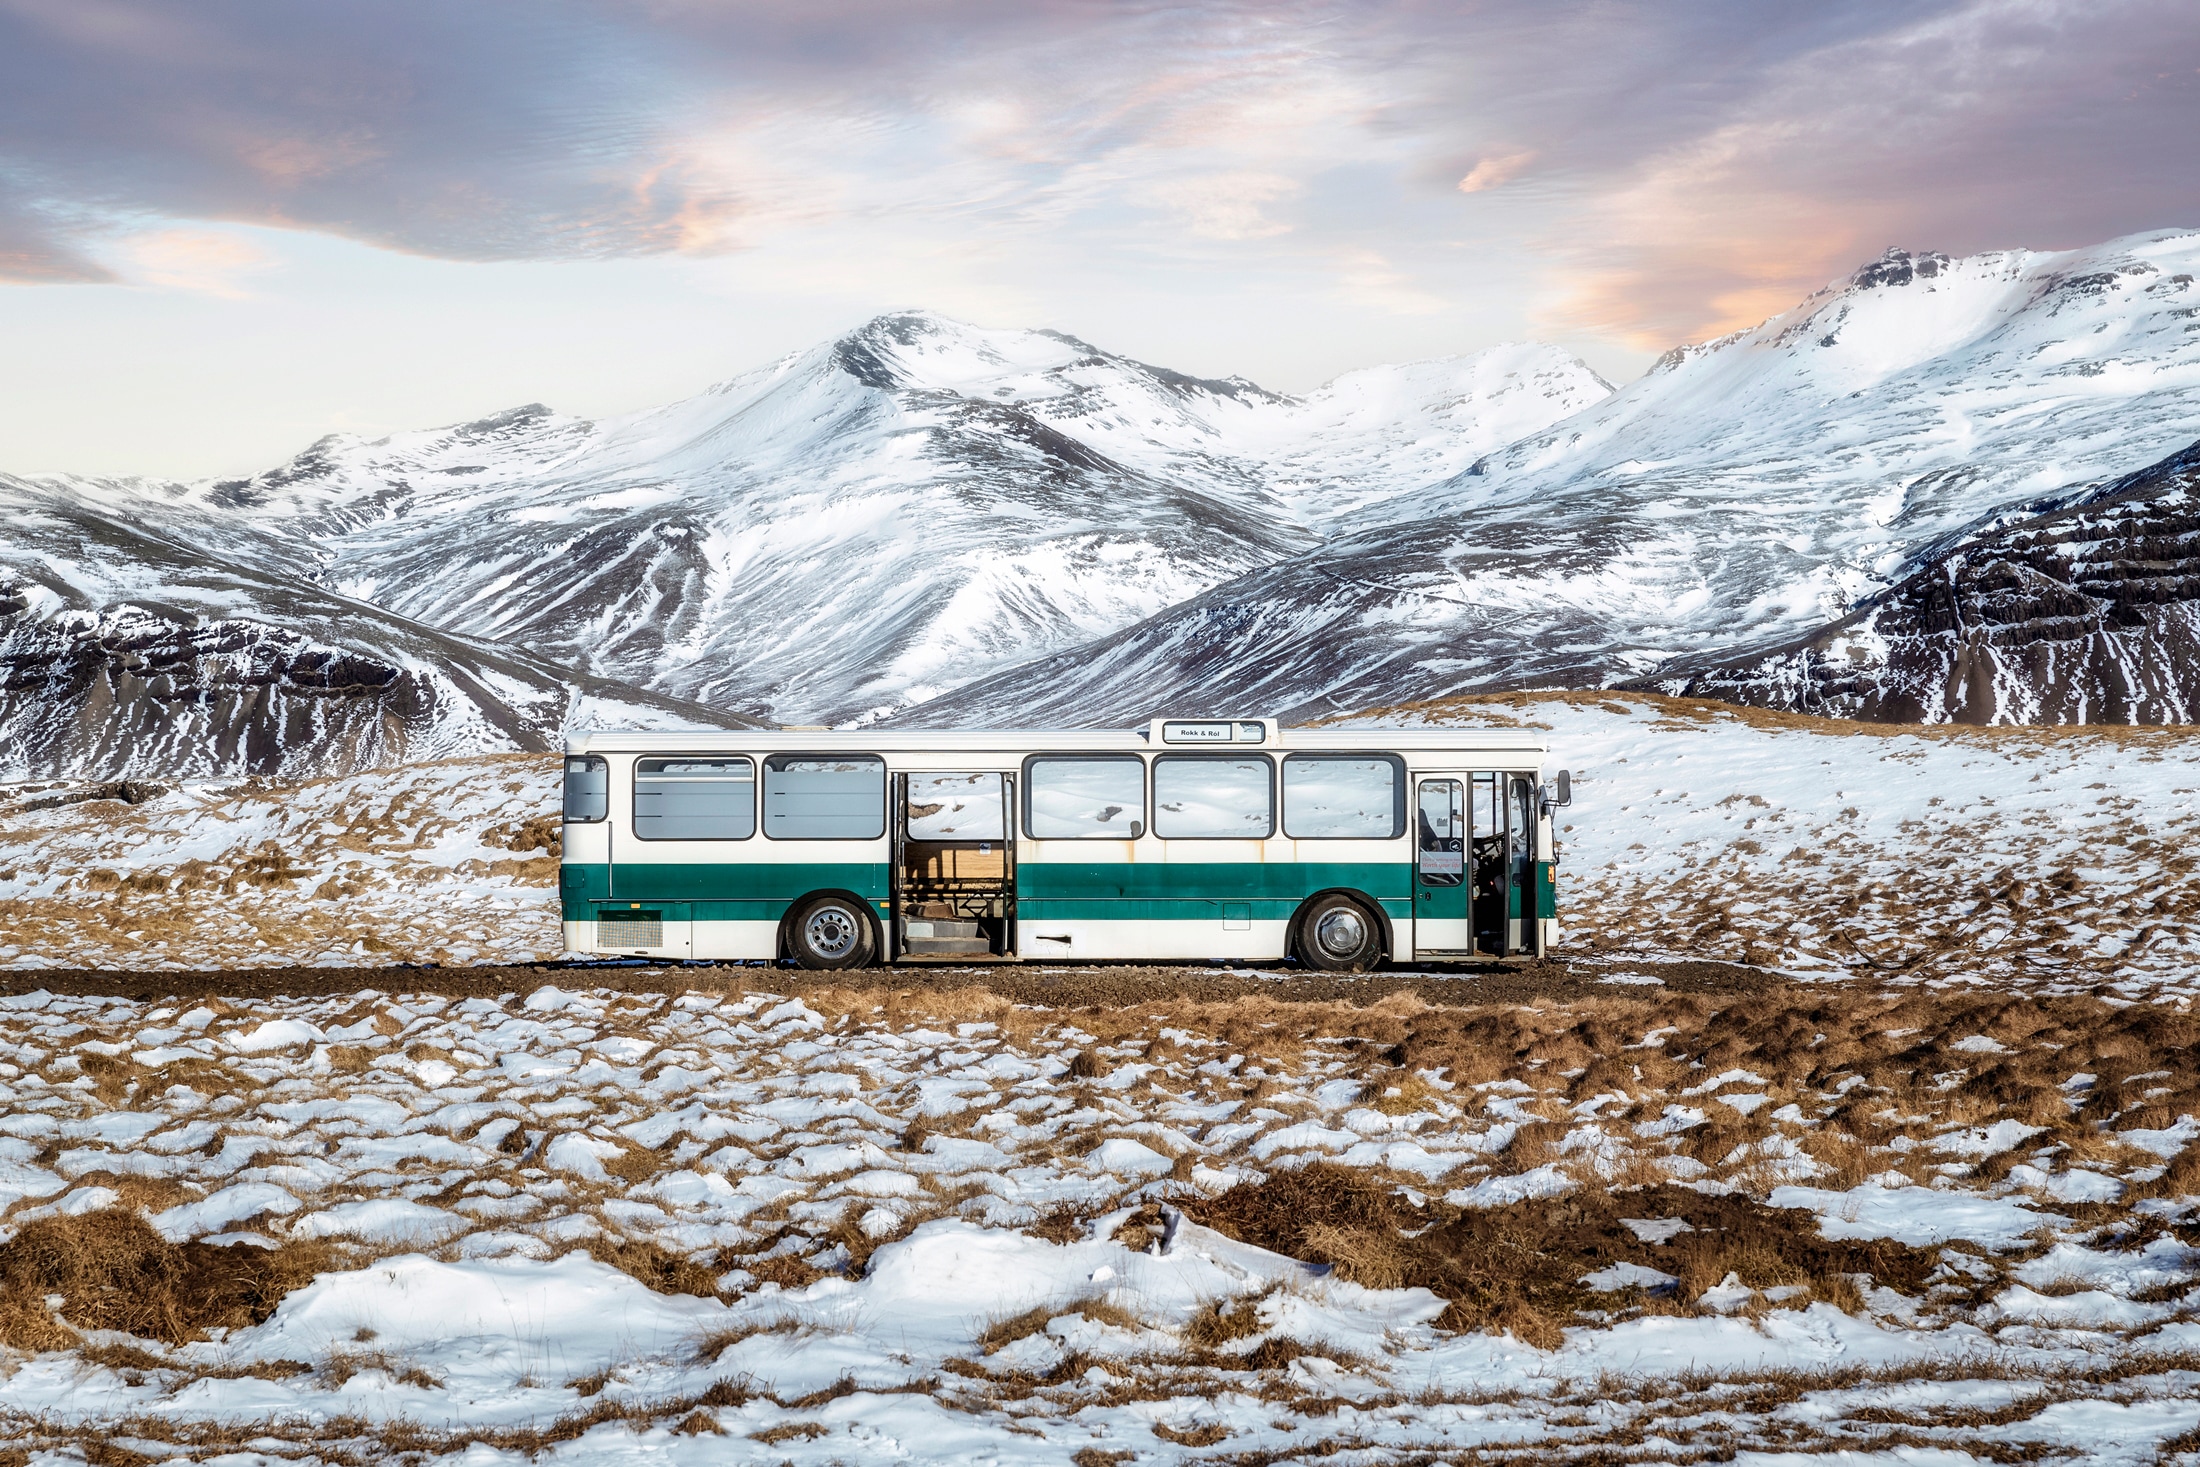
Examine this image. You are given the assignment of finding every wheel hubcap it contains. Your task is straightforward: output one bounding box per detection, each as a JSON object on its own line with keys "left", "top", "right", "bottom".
{"left": 1315, "top": 908, "right": 1365, "bottom": 957}
{"left": 805, "top": 906, "right": 859, "bottom": 960}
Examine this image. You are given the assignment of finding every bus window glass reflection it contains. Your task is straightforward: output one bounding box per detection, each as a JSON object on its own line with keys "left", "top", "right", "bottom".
{"left": 1153, "top": 755, "right": 1273, "bottom": 839}
{"left": 634, "top": 757, "right": 754, "bottom": 840}
{"left": 763, "top": 756, "right": 885, "bottom": 840}
{"left": 1283, "top": 755, "right": 1400, "bottom": 839}
{"left": 1027, "top": 757, "right": 1145, "bottom": 839}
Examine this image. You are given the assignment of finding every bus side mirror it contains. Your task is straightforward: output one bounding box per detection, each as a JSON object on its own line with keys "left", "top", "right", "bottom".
{"left": 1556, "top": 770, "right": 1571, "bottom": 805}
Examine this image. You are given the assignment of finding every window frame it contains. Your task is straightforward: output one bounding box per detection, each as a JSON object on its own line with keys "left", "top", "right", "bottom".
{"left": 1020, "top": 753, "right": 1149, "bottom": 841}
{"left": 904, "top": 770, "right": 1008, "bottom": 842}
{"left": 760, "top": 752, "right": 888, "bottom": 842}
{"left": 563, "top": 755, "right": 608, "bottom": 824}
{"left": 1151, "top": 752, "right": 1276, "bottom": 841}
{"left": 1416, "top": 776, "right": 1466, "bottom": 887}
{"left": 629, "top": 754, "right": 757, "bottom": 842}
{"left": 1280, "top": 752, "right": 1407, "bottom": 840}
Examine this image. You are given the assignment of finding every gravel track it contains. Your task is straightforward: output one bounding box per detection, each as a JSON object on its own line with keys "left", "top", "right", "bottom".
{"left": 0, "top": 956, "right": 1786, "bottom": 1007}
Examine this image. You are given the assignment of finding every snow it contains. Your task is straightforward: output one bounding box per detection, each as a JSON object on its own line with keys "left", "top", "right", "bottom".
{"left": 12, "top": 313, "right": 1611, "bottom": 747}
{"left": 1767, "top": 1181, "right": 2066, "bottom": 1249}
{"left": 1583, "top": 1261, "right": 1679, "bottom": 1292}
{"left": 151, "top": 1183, "right": 303, "bottom": 1242}
{"left": 0, "top": 976, "right": 2197, "bottom": 1461}
{"left": 292, "top": 1200, "right": 471, "bottom": 1245}
{"left": 231, "top": 1018, "right": 324, "bottom": 1052}
{"left": 913, "top": 231, "right": 2200, "bottom": 727}
{"left": 1368, "top": 693, "right": 2200, "bottom": 995}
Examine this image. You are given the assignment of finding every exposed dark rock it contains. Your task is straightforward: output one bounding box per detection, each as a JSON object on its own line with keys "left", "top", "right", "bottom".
{"left": 1645, "top": 438, "right": 2200, "bottom": 724}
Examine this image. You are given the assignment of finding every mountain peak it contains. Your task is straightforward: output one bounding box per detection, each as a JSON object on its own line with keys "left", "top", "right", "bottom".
{"left": 1849, "top": 248, "right": 1951, "bottom": 291}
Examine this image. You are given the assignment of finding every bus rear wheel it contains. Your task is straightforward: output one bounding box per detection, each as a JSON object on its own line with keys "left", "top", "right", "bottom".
{"left": 1295, "top": 893, "right": 1381, "bottom": 972}
{"left": 787, "top": 895, "right": 876, "bottom": 970}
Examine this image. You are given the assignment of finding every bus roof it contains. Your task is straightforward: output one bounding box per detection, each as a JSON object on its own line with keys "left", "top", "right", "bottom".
{"left": 565, "top": 725, "right": 1548, "bottom": 756}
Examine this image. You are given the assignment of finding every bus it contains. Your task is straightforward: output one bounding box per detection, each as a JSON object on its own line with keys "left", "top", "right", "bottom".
{"left": 559, "top": 719, "right": 1567, "bottom": 970}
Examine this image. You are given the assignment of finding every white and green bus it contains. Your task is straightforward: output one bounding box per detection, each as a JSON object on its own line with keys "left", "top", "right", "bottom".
{"left": 560, "top": 719, "right": 1567, "bottom": 970}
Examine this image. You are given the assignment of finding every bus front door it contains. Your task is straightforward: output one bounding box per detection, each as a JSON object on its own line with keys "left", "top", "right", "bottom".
{"left": 1470, "top": 772, "right": 1540, "bottom": 957}
{"left": 1413, "top": 777, "right": 1471, "bottom": 957}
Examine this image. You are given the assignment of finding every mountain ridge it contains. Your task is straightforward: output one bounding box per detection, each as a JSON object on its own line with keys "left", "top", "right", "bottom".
{"left": 8, "top": 233, "right": 2200, "bottom": 778}
{"left": 905, "top": 230, "right": 2200, "bottom": 726}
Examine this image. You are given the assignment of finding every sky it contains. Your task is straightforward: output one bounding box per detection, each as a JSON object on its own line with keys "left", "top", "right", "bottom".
{"left": 2, "top": 0, "right": 2197, "bottom": 479}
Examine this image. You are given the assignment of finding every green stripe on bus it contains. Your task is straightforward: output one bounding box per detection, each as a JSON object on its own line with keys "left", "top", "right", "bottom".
{"left": 559, "top": 859, "right": 1422, "bottom": 923}
{"left": 1018, "top": 899, "right": 1412, "bottom": 922}
{"left": 1016, "top": 861, "right": 1410, "bottom": 901}
{"left": 560, "top": 861, "right": 887, "bottom": 920}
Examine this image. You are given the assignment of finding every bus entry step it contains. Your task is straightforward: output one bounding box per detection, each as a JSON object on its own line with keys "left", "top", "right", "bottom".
{"left": 903, "top": 918, "right": 992, "bottom": 956}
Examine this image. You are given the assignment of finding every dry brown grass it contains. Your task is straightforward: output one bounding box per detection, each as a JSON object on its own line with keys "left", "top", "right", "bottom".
{"left": 1183, "top": 1165, "right": 1939, "bottom": 1349}
{"left": 743, "top": 1253, "right": 831, "bottom": 1291}
{"left": 322, "top": 1347, "right": 444, "bottom": 1390}
{"left": 582, "top": 1237, "right": 721, "bottom": 1298}
{"left": 979, "top": 1292, "right": 1147, "bottom": 1356}
{"left": 0, "top": 1210, "right": 340, "bottom": 1349}
{"left": 1184, "top": 1290, "right": 1273, "bottom": 1350}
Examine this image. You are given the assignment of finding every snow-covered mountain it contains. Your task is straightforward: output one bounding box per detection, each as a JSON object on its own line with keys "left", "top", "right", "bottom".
{"left": 1655, "top": 435, "right": 2200, "bottom": 724}
{"left": 0, "top": 474, "right": 754, "bottom": 780}
{"left": 909, "top": 231, "right": 2200, "bottom": 725}
{"left": 2, "top": 315, "right": 1605, "bottom": 768}
{"left": 202, "top": 317, "right": 1605, "bottom": 726}
{"left": 11, "top": 231, "right": 2200, "bottom": 775}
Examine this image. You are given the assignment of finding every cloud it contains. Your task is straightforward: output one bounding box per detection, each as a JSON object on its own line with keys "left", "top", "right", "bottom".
{"left": 1457, "top": 152, "right": 1535, "bottom": 194}
{"left": 1333, "top": 248, "right": 1447, "bottom": 315}
{"left": 0, "top": 0, "right": 2193, "bottom": 374}
{"left": 119, "top": 227, "right": 271, "bottom": 297}
{"left": 1541, "top": 0, "right": 2200, "bottom": 347}
{"left": 1143, "top": 172, "right": 1303, "bottom": 241}
{"left": 0, "top": 0, "right": 752, "bottom": 280}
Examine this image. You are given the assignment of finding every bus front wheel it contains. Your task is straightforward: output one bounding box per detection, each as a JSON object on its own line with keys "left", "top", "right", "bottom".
{"left": 787, "top": 895, "right": 876, "bottom": 970}
{"left": 1295, "top": 893, "right": 1381, "bottom": 972}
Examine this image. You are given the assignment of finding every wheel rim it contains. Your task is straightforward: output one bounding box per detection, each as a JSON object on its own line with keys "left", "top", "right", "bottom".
{"left": 1314, "top": 907, "right": 1365, "bottom": 958}
{"left": 804, "top": 906, "right": 859, "bottom": 960}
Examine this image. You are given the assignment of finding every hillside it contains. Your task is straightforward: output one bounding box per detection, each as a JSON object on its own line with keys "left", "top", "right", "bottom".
{"left": 911, "top": 232, "right": 2200, "bottom": 726}
{"left": 1651, "top": 438, "right": 2200, "bottom": 724}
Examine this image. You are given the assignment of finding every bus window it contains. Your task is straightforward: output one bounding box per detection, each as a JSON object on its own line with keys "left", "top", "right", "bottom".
{"left": 633, "top": 757, "right": 754, "bottom": 840}
{"left": 1416, "top": 780, "right": 1464, "bottom": 884}
{"left": 1154, "top": 755, "right": 1274, "bottom": 839}
{"left": 1510, "top": 774, "right": 1537, "bottom": 885}
{"left": 1472, "top": 773, "right": 1502, "bottom": 860}
{"left": 907, "top": 772, "right": 1004, "bottom": 840}
{"left": 763, "top": 755, "right": 885, "bottom": 840}
{"left": 1283, "top": 755, "right": 1402, "bottom": 839}
{"left": 563, "top": 756, "right": 607, "bottom": 823}
{"left": 1026, "top": 756, "right": 1145, "bottom": 839}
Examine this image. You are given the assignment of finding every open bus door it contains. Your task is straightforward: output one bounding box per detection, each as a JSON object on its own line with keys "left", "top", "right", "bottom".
{"left": 1413, "top": 777, "right": 1471, "bottom": 958}
{"left": 893, "top": 771, "right": 1015, "bottom": 959}
{"left": 1470, "top": 773, "right": 1542, "bottom": 958}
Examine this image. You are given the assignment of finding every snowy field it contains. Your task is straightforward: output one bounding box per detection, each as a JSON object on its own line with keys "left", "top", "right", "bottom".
{"left": 1, "top": 975, "right": 2199, "bottom": 1462}
{"left": 3, "top": 693, "right": 2196, "bottom": 995}
{"left": 1368, "top": 694, "right": 2200, "bottom": 1000}
{"left": 3, "top": 694, "right": 2200, "bottom": 1462}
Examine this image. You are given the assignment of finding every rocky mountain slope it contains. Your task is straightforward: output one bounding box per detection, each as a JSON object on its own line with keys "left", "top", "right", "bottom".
{"left": 0, "top": 474, "right": 751, "bottom": 780}
{"left": 10, "top": 231, "right": 2200, "bottom": 772}
{"left": 192, "top": 318, "right": 1606, "bottom": 726}
{"left": 909, "top": 231, "right": 2200, "bottom": 726}
{"left": 1653, "top": 437, "right": 2200, "bottom": 724}
{"left": 6, "top": 318, "right": 1607, "bottom": 767}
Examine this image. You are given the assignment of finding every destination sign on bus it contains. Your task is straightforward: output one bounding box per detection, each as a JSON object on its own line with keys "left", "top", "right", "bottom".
{"left": 1159, "top": 720, "right": 1268, "bottom": 744}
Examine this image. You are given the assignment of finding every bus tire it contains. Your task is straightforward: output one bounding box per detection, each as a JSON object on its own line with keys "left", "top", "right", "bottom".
{"left": 786, "top": 894, "right": 876, "bottom": 970}
{"left": 1294, "top": 893, "right": 1382, "bottom": 972}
